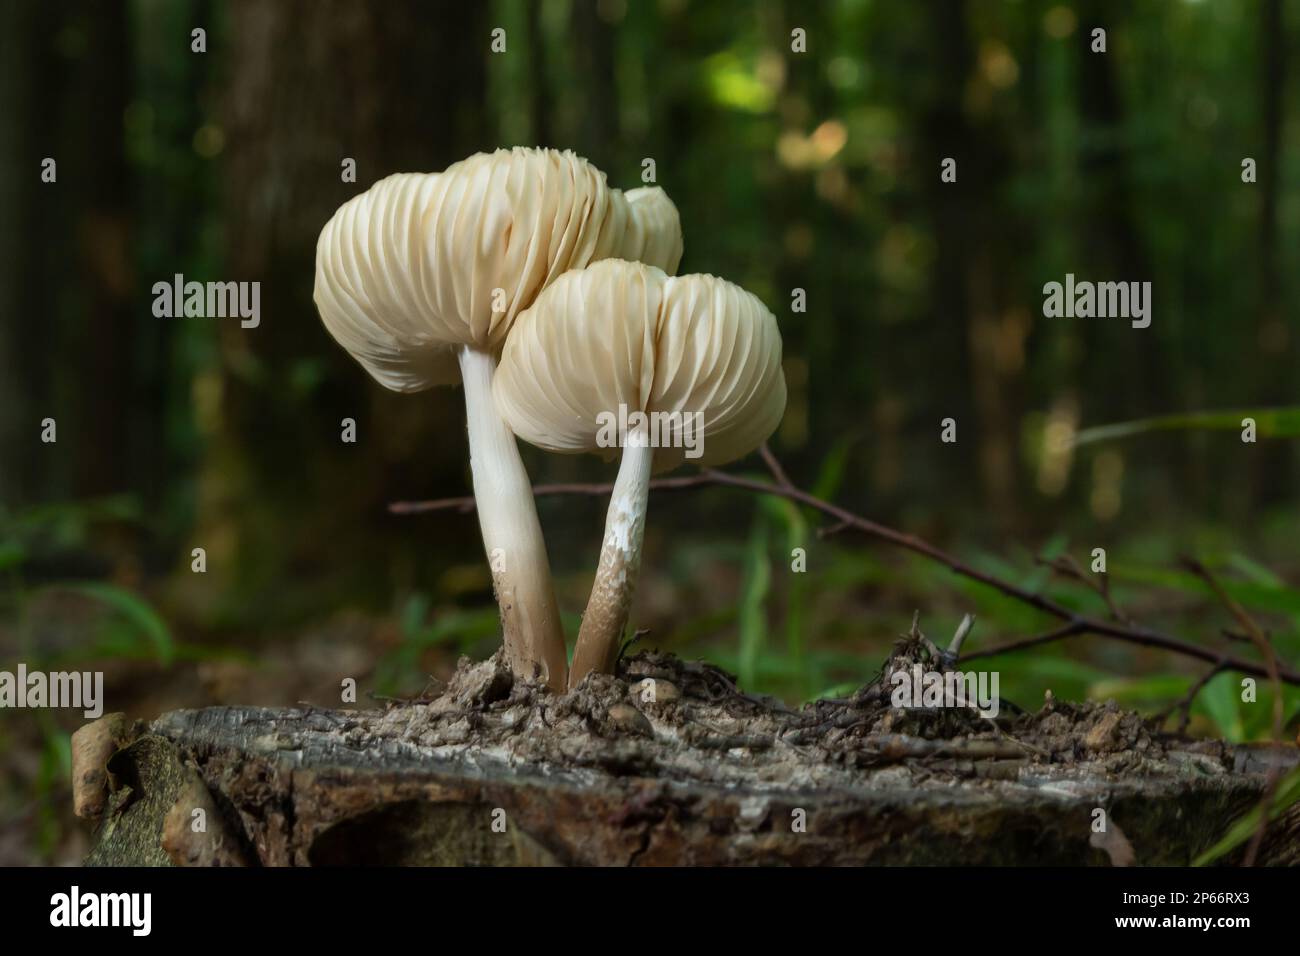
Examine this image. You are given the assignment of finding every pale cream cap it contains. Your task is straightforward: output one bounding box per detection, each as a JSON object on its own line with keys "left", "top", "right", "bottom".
{"left": 493, "top": 259, "right": 786, "bottom": 472}
{"left": 313, "top": 148, "right": 683, "bottom": 392}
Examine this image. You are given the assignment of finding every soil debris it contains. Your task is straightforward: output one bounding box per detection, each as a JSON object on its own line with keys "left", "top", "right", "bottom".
{"left": 121, "top": 640, "right": 1298, "bottom": 865}
{"left": 352, "top": 641, "right": 1214, "bottom": 794}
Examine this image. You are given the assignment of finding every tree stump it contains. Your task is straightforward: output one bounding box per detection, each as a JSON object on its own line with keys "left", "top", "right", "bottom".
{"left": 80, "top": 646, "right": 1300, "bottom": 866}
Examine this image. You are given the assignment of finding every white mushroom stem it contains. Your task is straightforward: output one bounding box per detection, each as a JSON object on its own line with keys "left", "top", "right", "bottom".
{"left": 569, "top": 420, "right": 654, "bottom": 688}
{"left": 458, "top": 346, "right": 568, "bottom": 692}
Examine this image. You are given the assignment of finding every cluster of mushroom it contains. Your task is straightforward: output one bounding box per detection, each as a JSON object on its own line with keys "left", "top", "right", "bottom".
{"left": 314, "top": 147, "right": 786, "bottom": 692}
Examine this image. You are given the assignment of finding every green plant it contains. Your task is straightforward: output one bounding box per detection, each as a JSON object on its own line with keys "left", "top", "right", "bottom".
{"left": 1072, "top": 406, "right": 1300, "bottom": 448}
{"left": 1193, "top": 763, "right": 1300, "bottom": 866}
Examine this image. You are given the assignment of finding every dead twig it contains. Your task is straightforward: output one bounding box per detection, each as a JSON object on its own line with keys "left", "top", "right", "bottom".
{"left": 1182, "top": 558, "right": 1285, "bottom": 868}
{"left": 758, "top": 441, "right": 795, "bottom": 490}
{"left": 1036, "top": 552, "right": 1129, "bottom": 623}
{"left": 1150, "top": 660, "right": 1229, "bottom": 735}
{"left": 615, "top": 628, "right": 651, "bottom": 669}
{"left": 941, "top": 614, "right": 976, "bottom": 668}
{"left": 388, "top": 474, "right": 716, "bottom": 514}
{"left": 389, "top": 455, "right": 1300, "bottom": 687}
{"left": 957, "top": 621, "right": 1089, "bottom": 662}
{"left": 1182, "top": 558, "right": 1284, "bottom": 740}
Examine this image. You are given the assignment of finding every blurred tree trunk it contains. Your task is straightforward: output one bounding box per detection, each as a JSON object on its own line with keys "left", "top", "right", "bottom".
{"left": 570, "top": 0, "right": 617, "bottom": 163}
{"left": 915, "top": 1, "right": 1022, "bottom": 532}
{"left": 1077, "top": 0, "right": 1147, "bottom": 428}
{"left": 0, "top": 1, "right": 136, "bottom": 505}
{"left": 1259, "top": 0, "right": 1283, "bottom": 341}
{"left": 919, "top": 3, "right": 975, "bottom": 430}
{"left": 526, "top": 0, "right": 552, "bottom": 147}
{"left": 1253, "top": 0, "right": 1292, "bottom": 510}
{"left": 199, "top": 0, "right": 491, "bottom": 619}
{"left": 0, "top": 0, "right": 42, "bottom": 503}
{"left": 71, "top": 2, "right": 135, "bottom": 500}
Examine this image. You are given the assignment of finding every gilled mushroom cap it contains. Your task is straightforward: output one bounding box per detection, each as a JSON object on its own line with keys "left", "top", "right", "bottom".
{"left": 493, "top": 259, "right": 786, "bottom": 472}
{"left": 313, "top": 148, "right": 684, "bottom": 393}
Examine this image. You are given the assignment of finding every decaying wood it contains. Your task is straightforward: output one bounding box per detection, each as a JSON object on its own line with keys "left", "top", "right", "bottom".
{"left": 71, "top": 712, "right": 135, "bottom": 821}
{"left": 83, "top": 644, "right": 1300, "bottom": 866}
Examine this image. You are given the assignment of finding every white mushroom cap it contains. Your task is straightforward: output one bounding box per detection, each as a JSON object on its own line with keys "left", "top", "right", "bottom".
{"left": 313, "top": 148, "right": 683, "bottom": 393}
{"left": 622, "top": 187, "right": 685, "bottom": 277}
{"left": 493, "top": 259, "right": 787, "bottom": 472}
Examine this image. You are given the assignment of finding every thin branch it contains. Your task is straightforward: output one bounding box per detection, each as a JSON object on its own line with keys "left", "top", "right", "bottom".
{"left": 958, "top": 621, "right": 1088, "bottom": 661}
{"left": 758, "top": 441, "right": 795, "bottom": 490}
{"left": 1037, "top": 552, "right": 1129, "bottom": 623}
{"left": 817, "top": 519, "right": 852, "bottom": 539}
{"left": 388, "top": 474, "right": 714, "bottom": 515}
{"left": 1182, "top": 557, "right": 1286, "bottom": 867}
{"left": 1182, "top": 558, "right": 1284, "bottom": 739}
{"left": 1221, "top": 628, "right": 1255, "bottom": 645}
{"left": 1151, "top": 659, "right": 1228, "bottom": 735}
{"left": 940, "top": 614, "right": 975, "bottom": 668}
{"left": 389, "top": 463, "right": 1300, "bottom": 686}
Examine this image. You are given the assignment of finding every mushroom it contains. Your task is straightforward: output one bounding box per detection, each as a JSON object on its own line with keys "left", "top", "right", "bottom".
{"left": 313, "top": 148, "right": 683, "bottom": 691}
{"left": 492, "top": 259, "right": 786, "bottom": 688}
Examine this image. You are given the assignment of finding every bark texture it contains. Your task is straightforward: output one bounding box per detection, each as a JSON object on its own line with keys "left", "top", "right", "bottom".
{"left": 83, "top": 646, "right": 1300, "bottom": 866}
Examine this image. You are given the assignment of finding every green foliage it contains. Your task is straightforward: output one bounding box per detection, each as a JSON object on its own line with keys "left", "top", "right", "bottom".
{"left": 0, "top": 497, "right": 176, "bottom": 667}
{"left": 55, "top": 582, "right": 175, "bottom": 666}
{"left": 702, "top": 440, "right": 1296, "bottom": 740}
{"left": 1088, "top": 674, "right": 1194, "bottom": 705}
{"left": 737, "top": 511, "right": 771, "bottom": 690}
{"left": 764, "top": 495, "right": 809, "bottom": 697}
{"left": 2, "top": 496, "right": 141, "bottom": 550}
{"left": 809, "top": 435, "right": 856, "bottom": 503}
{"left": 28, "top": 714, "right": 72, "bottom": 859}
{"left": 372, "top": 595, "right": 504, "bottom": 695}
{"left": 1074, "top": 407, "right": 1300, "bottom": 448}
{"left": 1193, "top": 763, "right": 1300, "bottom": 866}
{"left": 1112, "top": 563, "right": 1300, "bottom": 618}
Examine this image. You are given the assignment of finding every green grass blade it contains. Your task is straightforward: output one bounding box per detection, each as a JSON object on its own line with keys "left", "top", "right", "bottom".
{"left": 56, "top": 582, "right": 175, "bottom": 666}
{"left": 1193, "top": 764, "right": 1300, "bottom": 866}
{"left": 737, "top": 513, "right": 771, "bottom": 691}
{"left": 1072, "top": 407, "right": 1300, "bottom": 448}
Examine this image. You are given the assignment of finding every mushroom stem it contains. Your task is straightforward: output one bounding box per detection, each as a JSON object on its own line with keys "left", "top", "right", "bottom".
{"left": 458, "top": 346, "right": 568, "bottom": 692}
{"left": 569, "top": 421, "right": 654, "bottom": 688}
